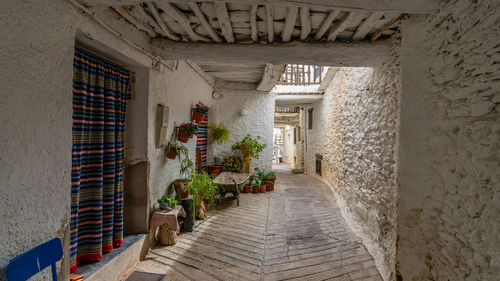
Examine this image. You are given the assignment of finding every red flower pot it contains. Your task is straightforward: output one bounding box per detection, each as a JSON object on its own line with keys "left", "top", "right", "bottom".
{"left": 178, "top": 130, "right": 192, "bottom": 143}
{"left": 192, "top": 111, "right": 205, "bottom": 123}
{"left": 265, "top": 178, "right": 275, "bottom": 191}
{"left": 243, "top": 185, "right": 251, "bottom": 193}
{"left": 260, "top": 184, "right": 267, "bottom": 193}
{"left": 167, "top": 148, "right": 178, "bottom": 159}
{"left": 252, "top": 186, "right": 259, "bottom": 193}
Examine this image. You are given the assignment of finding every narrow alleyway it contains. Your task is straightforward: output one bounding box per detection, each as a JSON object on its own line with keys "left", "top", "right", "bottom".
{"left": 135, "top": 169, "right": 381, "bottom": 281}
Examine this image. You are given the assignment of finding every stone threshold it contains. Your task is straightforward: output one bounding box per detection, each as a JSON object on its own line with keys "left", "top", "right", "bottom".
{"left": 75, "top": 234, "right": 146, "bottom": 281}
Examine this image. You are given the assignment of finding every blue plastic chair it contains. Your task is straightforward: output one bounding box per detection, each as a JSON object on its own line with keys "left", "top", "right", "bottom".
{"left": 6, "top": 238, "right": 63, "bottom": 281}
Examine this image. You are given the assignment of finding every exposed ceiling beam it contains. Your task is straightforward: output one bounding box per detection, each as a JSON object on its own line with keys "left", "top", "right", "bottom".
{"left": 215, "top": 80, "right": 258, "bottom": 91}
{"left": 80, "top": 0, "right": 438, "bottom": 14}
{"left": 151, "top": 39, "right": 392, "bottom": 66}
{"left": 257, "top": 64, "right": 286, "bottom": 91}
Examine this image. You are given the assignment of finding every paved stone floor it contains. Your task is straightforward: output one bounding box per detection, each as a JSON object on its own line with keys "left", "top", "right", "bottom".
{"left": 135, "top": 167, "right": 382, "bottom": 281}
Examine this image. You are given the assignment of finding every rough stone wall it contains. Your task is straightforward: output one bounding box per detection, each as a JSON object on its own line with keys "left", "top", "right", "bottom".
{"left": 305, "top": 48, "right": 401, "bottom": 280}
{"left": 208, "top": 91, "right": 274, "bottom": 171}
{"left": 398, "top": 0, "right": 500, "bottom": 280}
{"left": 147, "top": 61, "right": 214, "bottom": 205}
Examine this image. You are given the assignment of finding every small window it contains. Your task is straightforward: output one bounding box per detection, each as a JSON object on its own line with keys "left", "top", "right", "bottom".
{"left": 308, "top": 109, "right": 313, "bottom": 129}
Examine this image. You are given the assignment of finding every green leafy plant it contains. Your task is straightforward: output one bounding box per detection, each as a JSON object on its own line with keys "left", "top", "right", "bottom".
{"left": 222, "top": 155, "right": 243, "bottom": 172}
{"left": 192, "top": 107, "right": 206, "bottom": 113}
{"left": 213, "top": 156, "right": 222, "bottom": 165}
{"left": 177, "top": 144, "right": 194, "bottom": 178}
{"left": 179, "top": 122, "right": 199, "bottom": 136}
{"left": 263, "top": 171, "right": 276, "bottom": 179}
{"left": 164, "top": 141, "right": 187, "bottom": 153}
{"left": 187, "top": 172, "right": 218, "bottom": 216}
{"left": 232, "top": 134, "right": 266, "bottom": 158}
{"left": 157, "top": 195, "right": 180, "bottom": 209}
{"left": 208, "top": 123, "right": 231, "bottom": 144}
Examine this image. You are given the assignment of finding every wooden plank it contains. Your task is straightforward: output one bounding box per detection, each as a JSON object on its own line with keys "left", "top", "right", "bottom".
{"left": 265, "top": 5, "right": 274, "bottom": 43}
{"left": 215, "top": 80, "right": 258, "bottom": 91}
{"left": 156, "top": 2, "right": 210, "bottom": 41}
{"left": 282, "top": 7, "right": 299, "bottom": 42}
{"left": 112, "top": 6, "right": 157, "bottom": 37}
{"left": 250, "top": 5, "right": 258, "bottom": 42}
{"left": 214, "top": 2, "right": 235, "bottom": 43}
{"left": 326, "top": 11, "right": 363, "bottom": 41}
{"left": 257, "top": 64, "right": 286, "bottom": 91}
{"left": 151, "top": 39, "right": 392, "bottom": 66}
{"left": 370, "top": 13, "right": 404, "bottom": 41}
{"left": 146, "top": 2, "right": 180, "bottom": 40}
{"left": 299, "top": 6, "right": 311, "bottom": 40}
{"left": 188, "top": 2, "right": 223, "bottom": 42}
{"left": 81, "top": 0, "right": 438, "bottom": 14}
{"left": 352, "top": 11, "right": 384, "bottom": 40}
{"left": 313, "top": 9, "right": 340, "bottom": 40}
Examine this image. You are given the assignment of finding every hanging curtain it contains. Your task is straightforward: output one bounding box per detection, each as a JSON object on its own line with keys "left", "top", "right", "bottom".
{"left": 195, "top": 104, "right": 208, "bottom": 171}
{"left": 70, "top": 48, "right": 131, "bottom": 273}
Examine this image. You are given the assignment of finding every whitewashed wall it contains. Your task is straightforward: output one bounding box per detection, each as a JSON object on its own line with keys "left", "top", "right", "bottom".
{"left": 305, "top": 49, "right": 401, "bottom": 280}
{"left": 282, "top": 126, "right": 294, "bottom": 164}
{"left": 398, "top": 0, "right": 500, "bottom": 280}
{"left": 208, "top": 91, "right": 274, "bottom": 171}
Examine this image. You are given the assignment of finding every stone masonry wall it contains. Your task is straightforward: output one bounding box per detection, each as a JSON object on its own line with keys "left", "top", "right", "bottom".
{"left": 398, "top": 0, "right": 500, "bottom": 280}
{"left": 305, "top": 45, "right": 401, "bottom": 281}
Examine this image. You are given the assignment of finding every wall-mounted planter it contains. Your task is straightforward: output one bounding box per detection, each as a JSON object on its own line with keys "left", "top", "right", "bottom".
{"left": 167, "top": 148, "right": 178, "bottom": 159}
{"left": 192, "top": 111, "right": 205, "bottom": 124}
{"left": 177, "top": 130, "right": 192, "bottom": 143}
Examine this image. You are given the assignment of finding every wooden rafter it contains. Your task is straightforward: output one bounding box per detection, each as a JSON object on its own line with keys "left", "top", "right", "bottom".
{"left": 327, "top": 11, "right": 366, "bottom": 41}
{"left": 146, "top": 2, "right": 179, "bottom": 40}
{"left": 352, "top": 11, "right": 384, "bottom": 40}
{"left": 157, "top": 2, "right": 209, "bottom": 41}
{"left": 151, "top": 39, "right": 392, "bottom": 66}
{"left": 188, "top": 2, "right": 223, "bottom": 42}
{"left": 299, "top": 7, "right": 311, "bottom": 40}
{"left": 112, "top": 6, "right": 157, "bottom": 37}
{"left": 80, "top": 0, "right": 438, "bottom": 14}
{"left": 214, "top": 2, "right": 235, "bottom": 43}
{"left": 370, "top": 14, "right": 404, "bottom": 41}
{"left": 282, "top": 7, "right": 298, "bottom": 42}
{"left": 250, "top": 5, "right": 258, "bottom": 42}
{"left": 265, "top": 5, "right": 274, "bottom": 43}
{"left": 314, "top": 9, "right": 340, "bottom": 40}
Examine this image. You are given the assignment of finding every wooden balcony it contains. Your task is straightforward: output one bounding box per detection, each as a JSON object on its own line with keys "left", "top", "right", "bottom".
{"left": 278, "top": 64, "right": 324, "bottom": 86}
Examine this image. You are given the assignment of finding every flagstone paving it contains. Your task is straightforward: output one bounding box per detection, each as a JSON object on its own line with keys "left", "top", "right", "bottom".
{"left": 134, "top": 168, "right": 382, "bottom": 281}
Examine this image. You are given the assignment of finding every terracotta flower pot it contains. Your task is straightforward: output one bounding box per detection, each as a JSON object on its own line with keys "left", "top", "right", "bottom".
{"left": 207, "top": 165, "right": 223, "bottom": 176}
{"left": 178, "top": 130, "right": 192, "bottom": 143}
{"left": 260, "top": 184, "right": 266, "bottom": 193}
{"left": 167, "top": 148, "right": 178, "bottom": 159}
{"left": 265, "top": 178, "right": 275, "bottom": 191}
{"left": 252, "top": 186, "right": 259, "bottom": 193}
{"left": 173, "top": 179, "right": 190, "bottom": 199}
{"left": 243, "top": 185, "right": 251, "bottom": 193}
{"left": 192, "top": 111, "right": 205, "bottom": 123}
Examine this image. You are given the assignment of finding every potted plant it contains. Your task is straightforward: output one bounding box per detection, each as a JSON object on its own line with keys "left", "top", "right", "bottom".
{"left": 157, "top": 195, "right": 180, "bottom": 210}
{"left": 208, "top": 123, "right": 230, "bottom": 144}
{"left": 232, "top": 134, "right": 266, "bottom": 173}
{"left": 252, "top": 180, "right": 260, "bottom": 194}
{"left": 207, "top": 156, "right": 223, "bottom": 176}
{"left": 192, "top": 107, "right": 206, "bottom": 124}
{"left": 259, "top": 178, "right": 267, "bottom": 193}
{"left": 243, "top": 182, "right": 252, "bottom": 193}
{"left": 263, "top": 171, "right": 276, "bottom": 191}
{"left": 177, "top": 122, "right": 199, "bottom": 142}
{"left": 222, "top": 155, "right": 243, "bottom": 173}
{"left": 164, "top": 141, "right": 187, "bottom": 160}
{"left": 173, "top": 144, "right": 194, "bottom": 198}
{"left": 187, "top": 172, "right": 217, "bottom": 220}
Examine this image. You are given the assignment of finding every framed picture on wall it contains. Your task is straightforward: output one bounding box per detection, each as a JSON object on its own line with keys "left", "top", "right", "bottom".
{"left": 157, "top": 104, "right": 169, "bottom": 148}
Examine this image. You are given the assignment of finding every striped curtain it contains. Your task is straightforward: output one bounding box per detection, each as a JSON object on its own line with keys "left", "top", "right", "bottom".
{"left": 195, "top": 104, "right": 208, "bottom": 171}
{"left": 70, "top": 48, "right": 131, "bottom": 273}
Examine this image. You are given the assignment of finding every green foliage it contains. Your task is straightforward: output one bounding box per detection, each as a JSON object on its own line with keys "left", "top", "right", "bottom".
{"left": 179, "top": 122, "right": 199, "bottom": 136}
{"left": 213, "top": 156, "right": 222, "bottom": 165}
{"left": 163, "top": 141, "right": 187, "bottom": 154}
{"left": 263, "top": 171, "right": 276, "bottom": 179}
{"left": 222, "top": 155, "right": 243, "bottom": 172}
{"left": 208, "top": 123, "right": 231, "bottom": 144}
{"left": 232, "top": 134, "right": 266, "bottom": 158}
{"left": 187, "top": 172, "right": 218, "bottom": 215}
{"left": 178, "top": 145, "right": 194, "bottom": 178}
{"left": 192, "top": 107, "right": 206, "bottom": 113}
{"left": 253, "top": 177, "right": 263, "bottom": 187}
{"left": 157, "top": 195, "right": 179, "bottom": 209}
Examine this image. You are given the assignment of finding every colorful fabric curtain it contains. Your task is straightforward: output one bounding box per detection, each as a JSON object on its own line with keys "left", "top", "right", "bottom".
{"left": 195, "top": 104, "right": 208, "bottom": 171}
{"left": 70, "top": 48, "right": 131, "bottom": 273}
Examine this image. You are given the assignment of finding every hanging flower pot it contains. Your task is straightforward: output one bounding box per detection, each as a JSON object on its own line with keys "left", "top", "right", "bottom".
{"left": 192, "top": 110, "right": 205, "bottom": 124}
{"left": 178, "top": 130, "right": 191, "bottom": 142}
{"left": 167, "top": 148, "right": 178, "bottom": 159}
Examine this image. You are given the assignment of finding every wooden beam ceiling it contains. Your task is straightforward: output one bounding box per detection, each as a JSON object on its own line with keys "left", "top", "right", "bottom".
{"left": 151, "top": 39, "right": 392, "bottom": 66}
{"left": 79, "top": 0, "right": 438, "bottom": 14}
